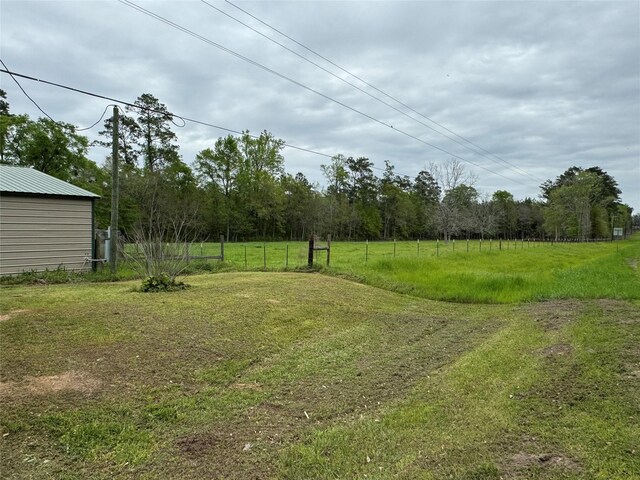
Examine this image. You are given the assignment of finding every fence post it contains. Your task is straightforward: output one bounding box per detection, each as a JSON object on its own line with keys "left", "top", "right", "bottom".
{"left": 244, "top": 245, "right": 247, "bottom": 270}
{"left": 466, "top": 239, "right": 469, "bottom": 253}
{"left": 393, "top": 238, "right": 396, "bottom": 258}
{"left": 480, "top": 239, "right": 482, "bottom": 252}
{"left": 220, "top": 235, "right": 225, "bottom": 262}
{"left": 263, "top": 241, "right": 267, "bottom": 271}
{"left": 436, "top": 239, "right": 439, "bottom": 257}
{"left": 365, "top": 239, "right": 369, "bottom": 264}
{"left": 286, "top": 244, "right": 289, "bottom": 268}
{"left": 453, "top": 239, "right": 455, "bottom": 252}
{"left": 326, "top": 234, "right": 331, "bottom": 266}
{"left": 308, "top": 235, "right": 315, "bottom": 267}
{"left": 417, "top": 238, "right": 420, "bottom": 257}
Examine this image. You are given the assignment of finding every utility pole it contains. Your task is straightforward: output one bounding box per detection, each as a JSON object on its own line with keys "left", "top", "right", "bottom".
{"left": 110, "top": 106, "right": 119, "bottom": 275}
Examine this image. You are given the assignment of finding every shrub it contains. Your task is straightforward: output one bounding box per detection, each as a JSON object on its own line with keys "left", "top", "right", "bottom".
{"left": 140, "top": 273, "right": 188, "bottom": 292}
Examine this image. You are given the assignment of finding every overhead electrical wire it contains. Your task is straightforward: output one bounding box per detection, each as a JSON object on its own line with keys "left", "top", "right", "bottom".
{"left": 76, "top": 103, "right": 118, "bottom": 131}
{"left": 0, "top": 58, "right": 56, "bottom": 122}
{"left": 206, "top": 0, "right": 542, "bottom": 184}
{"left": 118, "top": 0, "right": 533, "bottom": 188}
{"left": 0, "top": 68, "right": 334, "bottom": 159}
{"left": 223, "top": 0, "right": 544, "bottom": 183}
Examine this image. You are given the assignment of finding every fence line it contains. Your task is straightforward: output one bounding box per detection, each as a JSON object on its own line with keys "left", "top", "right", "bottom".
{"left": 122, "top": 237, "right": 624, "bottom": 271}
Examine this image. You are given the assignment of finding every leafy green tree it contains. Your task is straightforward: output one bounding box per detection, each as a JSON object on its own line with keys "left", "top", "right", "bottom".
{"left": 411, "top": 170, "right": 441, "bottom": 238}
{"left": 0, "top": 89, "right": 13, "bottom": 163}
{"left": 492, "top": 190, "right": 518, "bottom": 239}
{"left": 195, "top": 135, "right": 242, "bottom": 240}
{"left": 380, "top": 161, "right": 414, "bottom": 239}
{"left": 128, "top": 93, "right": 179, "bottom": 173}
{"left": 281, "top": 173, "right": 321, "bottom": 240}
{"left": 2, "top": 116, "right": 93, "bottom": 182}
{"left": 321, "top": 154, "right": 349, "bottom": 238}
{"left": 542, "top": 167, "right": 624, "bottom": 240}
{"left": 94, "top": 112, "right": 142, "bottom": 167}
{"left": 345, "top": 156, "right": 380, "bottom": 239}
{"left": 516, "top": 198, "right": 544, "bottom": 239}
{"left": 543, "top": 170, "right": 600, "bottom": 240}
{"left": 237, "top": 131, "right": 286, "bottom": 239}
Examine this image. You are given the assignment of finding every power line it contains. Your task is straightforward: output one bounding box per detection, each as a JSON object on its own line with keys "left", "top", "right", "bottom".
{"left": 77, "top": 103, "right": 118, "bottom": 131}
{"left": 0, "top": 58, "right": 56, "bottom": 122}
{"left": 223, "top": 0, "right": 544, "bottom": 183}
{"left": 118, "top": 0, "right": 533, "bottom": 188}
{"left": 201, "top": 0, "right": 530, "bottom": 180}
{"left": 0, "top": 68, "right": 334, "bottom": 160}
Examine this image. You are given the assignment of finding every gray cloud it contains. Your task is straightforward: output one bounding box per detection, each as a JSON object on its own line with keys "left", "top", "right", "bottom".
{"left": 2, "top": 0, "right": 638, "bottom": 210}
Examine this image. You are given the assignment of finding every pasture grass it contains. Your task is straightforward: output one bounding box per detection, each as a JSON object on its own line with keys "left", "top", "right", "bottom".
{"left": 189, "top": 235, "right": 640, "bottom": 303}
{"left": 1, "top": 273, "right": 638, "bottom": 479}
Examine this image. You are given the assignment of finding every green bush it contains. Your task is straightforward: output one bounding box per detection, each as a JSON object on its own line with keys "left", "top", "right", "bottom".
{"left": 140, "top": 273, "right": 188, "bottom": 292}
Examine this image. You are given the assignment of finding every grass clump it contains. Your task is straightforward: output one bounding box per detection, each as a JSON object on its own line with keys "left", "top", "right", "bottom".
{"left": 139, "top": 273, "right": 188, "bottom": 292}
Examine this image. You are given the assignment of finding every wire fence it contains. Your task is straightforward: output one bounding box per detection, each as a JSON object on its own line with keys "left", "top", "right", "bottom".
{"left": 125, "top": 237, "right": 621, "bottom": 272}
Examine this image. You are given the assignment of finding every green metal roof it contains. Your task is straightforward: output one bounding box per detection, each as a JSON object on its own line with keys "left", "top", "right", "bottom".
{"left": 0, "top": 165, "right": 99, "bottom": 198}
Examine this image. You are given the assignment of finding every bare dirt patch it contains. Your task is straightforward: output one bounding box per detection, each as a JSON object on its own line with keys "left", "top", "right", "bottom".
{"left": 175, "top": 430, "right": 275, "bottom": 479}
{"left": 0, "top": 371, "right": 100, "bottom": 398}
{"left": 230, "top": 382, "right": 262, "bottom": 390}
{"left": 626, "top": 258, "right": 638, "bottom": 271}
{"left": 594, "top": 299, "right": 640, "bottom": 326}
{"left": 626, "top": 369, "right": 640, "bottom": 380}
{"left": 0, "top": 309, "right": 30, "bottom": 322}
{"left": 522, "top": 300, "right": 585, "bottom": 331}
{"left": 539, "top": 344, "right": 573, "bottom": 358}
{"left": 510, "top": 452, "right": 580, "bottom": 470}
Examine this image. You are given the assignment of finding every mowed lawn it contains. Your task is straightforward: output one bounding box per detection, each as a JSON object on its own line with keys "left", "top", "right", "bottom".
{"left": 1, "top": 238, "right": 639, "bottom": 479}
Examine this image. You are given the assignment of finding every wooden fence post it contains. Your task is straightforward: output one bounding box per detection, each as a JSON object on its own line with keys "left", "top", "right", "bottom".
{"left": 220, "top": 235, "right": 225, "bottom": 261}
{"left": 326, "top": 234, "right": 331, "bottom": 266}
{"left": 308, "top": 235, "right": 314, "bottom": 267}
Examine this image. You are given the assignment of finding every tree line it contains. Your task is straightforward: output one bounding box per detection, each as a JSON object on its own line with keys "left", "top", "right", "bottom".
{"left": 1, "top": 90, "right": 635, "bottom": 242}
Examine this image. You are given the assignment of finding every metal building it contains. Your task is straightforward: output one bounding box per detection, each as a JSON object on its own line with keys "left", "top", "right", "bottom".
{"left": 0, "top": 165, "right": 100, "bottom": 276}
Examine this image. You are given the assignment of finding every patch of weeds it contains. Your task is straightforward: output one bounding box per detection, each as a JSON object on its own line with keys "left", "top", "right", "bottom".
{"left": 194, "top": 359, "right": 254, "bottom": 386}
{"left": 38, "top": 409, "right": 155, "bottom": 465}
{"left": 0, "top": 265, "right": 140, "bottom": 285}
{"left": 458, "top": 463, "right": 501, "bottom": 479}
{"left": 142, "top": 404, "right": 179, "bottom": 423}
{"left": 0, "top": 267, "right": 75, "bottom": 285}
{"left": 139, "top": 273, "right": 189, "bottom": 292}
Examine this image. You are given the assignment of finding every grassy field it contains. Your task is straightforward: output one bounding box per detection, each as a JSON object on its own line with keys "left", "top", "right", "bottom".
{"left": 1, "top": 236, "right": 639, "bottom": 479}
{"left": 184, "top": 236, "right": 639, "bottom": 303}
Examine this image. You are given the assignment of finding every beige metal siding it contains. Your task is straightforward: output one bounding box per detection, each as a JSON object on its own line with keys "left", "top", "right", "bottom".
{"left": 0, "top": 195, "right": 93, "bottom": 276}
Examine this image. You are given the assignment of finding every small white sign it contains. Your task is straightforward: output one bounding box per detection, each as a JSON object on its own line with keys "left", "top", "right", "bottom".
{"left": 613, "top": 228, "right": 623, "bottom": 237}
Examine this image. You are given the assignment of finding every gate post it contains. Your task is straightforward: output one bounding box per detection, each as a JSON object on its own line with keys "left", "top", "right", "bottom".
{"left": 308, "top": 235, "right": 315, "bottom": 267}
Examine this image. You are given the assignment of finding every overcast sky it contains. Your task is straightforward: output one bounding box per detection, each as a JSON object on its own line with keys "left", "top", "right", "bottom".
{"left": 2, "top": 0, "right": 639, "bottom": 211}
